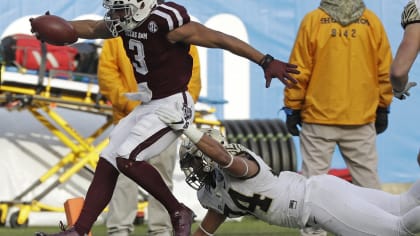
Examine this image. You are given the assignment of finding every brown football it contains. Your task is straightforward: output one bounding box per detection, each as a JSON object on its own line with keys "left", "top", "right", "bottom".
{"left": 30, "top": 14, "right": 78, "bottom": 46}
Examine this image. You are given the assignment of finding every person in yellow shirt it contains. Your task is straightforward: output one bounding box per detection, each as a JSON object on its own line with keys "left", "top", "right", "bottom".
{"left": 98, "top": 36, "right": 201, "bottom": 236}
{"left": 284, "top": 1, "right": 393, "bottom": 235}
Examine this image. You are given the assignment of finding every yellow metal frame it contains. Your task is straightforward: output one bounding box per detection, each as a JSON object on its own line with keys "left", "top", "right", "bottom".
{"left": 0, "top": 64, "right": 224, "bottom": 227}
{"left": 0, "top": 66, "right": 115, "bottom": 227}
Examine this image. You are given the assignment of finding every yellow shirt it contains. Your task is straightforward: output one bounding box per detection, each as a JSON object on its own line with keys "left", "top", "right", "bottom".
{"left": 98, "top": 37, "right": 201, "bottom": 123}
{"left": 284, "top": 8, "right": 393, "bottom": 125}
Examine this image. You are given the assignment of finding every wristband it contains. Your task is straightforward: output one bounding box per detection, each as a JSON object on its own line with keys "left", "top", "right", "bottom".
{"left": 259, "top": 54, "right": 274, "bottom": 69}
{"left": 221, "top": 153, "right": 234, "bottom": 169}
{"left": 239, "top": 158, "right": 249, "bottom": 177}
{"left": 199, "top": 223, "right": 214, "bottom": 236}
{"left": 184, "top": 125, "right": 204, "bottom": 144}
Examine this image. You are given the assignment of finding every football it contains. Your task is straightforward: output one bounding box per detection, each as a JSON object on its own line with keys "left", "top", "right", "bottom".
{"left": 30, "top": 13, "right": 78, "bottom": 46}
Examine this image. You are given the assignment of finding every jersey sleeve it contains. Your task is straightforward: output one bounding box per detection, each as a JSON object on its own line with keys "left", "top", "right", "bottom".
{"left": 153, "top": 2, "right": 191, "bottom": 32}
{"left": 197, "top": 188, "right": 225, "bottom": 215}
{"left": 401, "top": 1, "right": 420, "bottom": 29}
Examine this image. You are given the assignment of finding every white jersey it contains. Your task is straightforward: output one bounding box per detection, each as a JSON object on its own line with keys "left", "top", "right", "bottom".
{"left": 197, "top": 144, "right": 307, "bottom": 228}
{"left": 401, "top": 0, "right": 420, "bottom": 28}
{"left": 196, "top": 143, "right": 420, "bottom": 235}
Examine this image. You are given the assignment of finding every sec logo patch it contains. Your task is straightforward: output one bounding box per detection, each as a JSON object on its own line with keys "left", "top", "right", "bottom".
{"left": 148, "top": 21, "right": 158, "bottom": 33}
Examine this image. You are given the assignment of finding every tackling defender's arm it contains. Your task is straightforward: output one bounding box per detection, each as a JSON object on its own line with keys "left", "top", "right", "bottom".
{"left": 195, "top": 134, "right": 259, "bottom": 178}
{"left": 193, "top": 209, "right": 226, "bottom": 236}
{"left": 156, "top": 105, "right": 258, "bottom": 178}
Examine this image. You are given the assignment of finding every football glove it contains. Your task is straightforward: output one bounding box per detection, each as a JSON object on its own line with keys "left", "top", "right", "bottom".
{"left": 375, "top": 107, "right": 389, "bottom": 135}
{"left": 283, "top": 107, "right": 302, "bottom": 136}
{"left": 393, "top": 81, "right": 417, "bottom": 100}
{"left": 259, "top": 54, "right": 299, "bottom": 88}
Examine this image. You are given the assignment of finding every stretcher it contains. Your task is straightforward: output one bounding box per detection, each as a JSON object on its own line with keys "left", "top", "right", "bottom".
{"left": 0, "top": 63, "right": 224, "bottom": 228}
{"left": 0, "top": 64, "right": 115, "bottom": 228}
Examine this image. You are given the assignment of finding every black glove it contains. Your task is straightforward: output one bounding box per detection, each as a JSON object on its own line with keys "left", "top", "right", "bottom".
{"left": 283, "top": 107, "right": 301, "bottom": 136}
{"left": 375, "top": 107, "right": 389, "bottom": 135}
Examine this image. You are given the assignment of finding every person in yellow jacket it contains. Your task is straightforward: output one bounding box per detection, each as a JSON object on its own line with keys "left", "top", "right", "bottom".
{"left": 98, "top": 36, "right": 201, "bottom": 236}
{"left": 283, "top": 1, "right": 393, "bottom": 235}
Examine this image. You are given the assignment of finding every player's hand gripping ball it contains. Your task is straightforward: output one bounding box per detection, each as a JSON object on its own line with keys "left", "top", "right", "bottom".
{"left": 30, "top": 12, "right": 78, "bottom": 46}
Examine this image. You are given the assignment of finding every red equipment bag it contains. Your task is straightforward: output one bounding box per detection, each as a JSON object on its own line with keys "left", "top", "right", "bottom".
{"left": 0, "top": 34, "right": 78, "bottom": 71}
{"left": 328, "top": 168, "right": 353, "bottom": 182}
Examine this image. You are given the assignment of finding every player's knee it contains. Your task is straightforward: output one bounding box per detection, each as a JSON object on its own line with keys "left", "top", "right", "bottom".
{"left": 116, "top": 157, "right": 134, "bottom": 173}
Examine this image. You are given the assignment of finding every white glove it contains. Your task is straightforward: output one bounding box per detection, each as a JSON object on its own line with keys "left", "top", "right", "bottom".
{"left": 393, "top": 82, "right": 417, "bottom": 100}
{"left": 124, "top": 82, "right": 153, "bottom": 103}
{"left": 156, "top": 102, "right": 203, "bottom": 143}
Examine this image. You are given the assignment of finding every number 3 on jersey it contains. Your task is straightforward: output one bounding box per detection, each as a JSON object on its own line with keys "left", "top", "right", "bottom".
{"left": 129, "top": 39, "right": 148, "bottom": 75}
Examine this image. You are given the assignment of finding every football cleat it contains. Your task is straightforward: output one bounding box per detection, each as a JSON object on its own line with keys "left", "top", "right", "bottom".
{"left": 35, "top": 224, "right": 82, "bottom": 236}
{"left": 170, "top": 203, "right": 195, "bottom": 236}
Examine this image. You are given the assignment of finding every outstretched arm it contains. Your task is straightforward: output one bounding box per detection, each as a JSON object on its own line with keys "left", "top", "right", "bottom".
{"left": 390, "top": 23, "right": 419, "bottom": 99}
{"left": 69, "top": 20, "right": 113, "bottom": 39}
{"left": 168, "top": 21, "right": 264, "bottom": 63}
{"left": 168, "top": 21, "right": 300, "bottom": 88}
{"left": 155, "top": 104, "right": 258, "bottom": 177}
{"left": 193, "top": 209, "right": 226, "bottom": 236}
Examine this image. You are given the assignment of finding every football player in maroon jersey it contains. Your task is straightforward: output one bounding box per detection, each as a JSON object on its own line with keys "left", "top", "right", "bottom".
{"left": 31, "top": 1, "right": 300, "bottom": 236}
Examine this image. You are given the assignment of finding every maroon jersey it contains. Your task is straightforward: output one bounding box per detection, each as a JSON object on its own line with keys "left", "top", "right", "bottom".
{"left": 120, "top": 2, "right": 192, "bottom": 99}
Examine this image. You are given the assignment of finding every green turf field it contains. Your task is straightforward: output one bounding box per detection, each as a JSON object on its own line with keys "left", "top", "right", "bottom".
{"left": 2, "top": 216, "right": 419, "bottom": 235}
{"left": 0, "top": 217, "right": 304, "bottom": 236}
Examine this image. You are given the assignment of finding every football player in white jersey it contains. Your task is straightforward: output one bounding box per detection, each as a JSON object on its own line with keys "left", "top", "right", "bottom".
{"left": 156, "top": 105, "right": 420, "bottom": 236}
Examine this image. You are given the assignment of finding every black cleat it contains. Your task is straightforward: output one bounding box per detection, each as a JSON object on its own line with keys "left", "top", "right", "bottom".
{"left": 35, "top": 225, "right": 81, "bottom": 236}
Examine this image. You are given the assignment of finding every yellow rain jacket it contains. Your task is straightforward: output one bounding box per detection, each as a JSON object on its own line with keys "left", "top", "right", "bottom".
{"left": 98, "top": 37, "right": 201, "bottom": 124}
{"left": 284, "top": 7, "right": 393, "bottom": 125}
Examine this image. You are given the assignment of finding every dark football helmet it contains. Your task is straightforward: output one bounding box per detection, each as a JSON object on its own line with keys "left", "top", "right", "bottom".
{"left": 103, "top": 0, "right": 157, "bottom": 36}
{"left": 179, "top": 128, "right": 226, "bottom": 190}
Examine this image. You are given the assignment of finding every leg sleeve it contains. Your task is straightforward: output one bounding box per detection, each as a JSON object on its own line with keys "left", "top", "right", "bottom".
{"left": 106, "top": 174, "right": 138, "bottom": 236}
{"left": 146, "top": 140, "right": 178, "bottom": 236}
